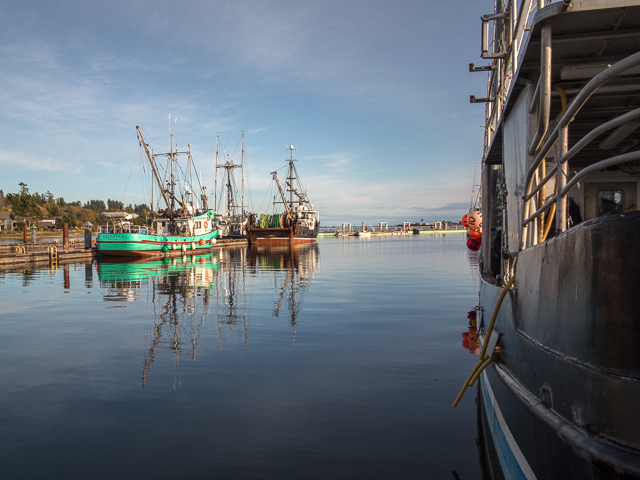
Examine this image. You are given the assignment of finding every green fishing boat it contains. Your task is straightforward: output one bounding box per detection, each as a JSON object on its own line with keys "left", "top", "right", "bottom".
{"left": 97, "top": 126, "right": 220, "bottom": 257}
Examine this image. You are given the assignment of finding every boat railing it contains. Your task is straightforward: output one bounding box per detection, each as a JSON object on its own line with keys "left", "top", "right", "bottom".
{"left": 472, "top": 0, "right": 548, "bottom": 157}
{"left": 99, "top": 225, "right": 149, "bottom": 235}
{"left": 520, "top": 51, "right": 640, "bottom": 249}
{"left": 473, "top": 2, "right": 590, "bottom": 159}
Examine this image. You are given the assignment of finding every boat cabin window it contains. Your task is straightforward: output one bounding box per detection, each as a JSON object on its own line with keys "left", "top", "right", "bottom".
{"left": 597, "top": 190, "right": 623, "bottom": 217}
{"left": 195, "top": 221, "right": 201, "bottom": 229}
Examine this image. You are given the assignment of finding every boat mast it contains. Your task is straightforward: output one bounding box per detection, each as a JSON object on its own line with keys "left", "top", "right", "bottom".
{"left": 241, "top": 131, "right": 245, "bottom": 223}
{"left": 136, "top": 126, "right": 170, "bottom": 210}
{"left": 215, "top": 134, "right": 244, "bottom": 218}
{"left": 188, "top": 142, "right": 193, "bottom": 209}
{"left": 226, "top": 155, "right": 234, "bottom": 216}
{"left": 288, "top": 144, "right": 294, "bottom": 210}
{"left": 170, "top": 132, "right": 175, "bottom": 216}
{"left": 469, "top": 166, "right": 476, "bottom": 212}
{"left": 214, "top": 134, "right": 219, "bottom": 213}
{"left": 272, "top": 171, "right": 291, "bottom": 214}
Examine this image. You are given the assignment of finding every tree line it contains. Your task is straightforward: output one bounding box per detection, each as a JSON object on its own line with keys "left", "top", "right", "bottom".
{"left": 0, "top": 183, "right": 150, "bottom": 229}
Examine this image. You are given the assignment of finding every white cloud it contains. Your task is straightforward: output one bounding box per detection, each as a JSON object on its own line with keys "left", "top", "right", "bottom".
{"left": 0, "top": 150, "right": 82, "bottom": 173}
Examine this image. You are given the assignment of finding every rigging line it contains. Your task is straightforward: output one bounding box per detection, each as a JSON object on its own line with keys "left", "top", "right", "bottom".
{"left": 244, "top": 151, "right": 253, "bottom": 212}
{"left": 138, "top": 127, "right": 169, "bottom": 154}
{"left": 256, "top": 179, "right": 273, "bottom": 215}
{"left": 139, "top": 153, "right": 150, "bottom": 210}
{"left": 121, "top": 148, "right": 140, "bottom": 204}
{"left": 233, "top": 136, "right": 241, "bottom": 160}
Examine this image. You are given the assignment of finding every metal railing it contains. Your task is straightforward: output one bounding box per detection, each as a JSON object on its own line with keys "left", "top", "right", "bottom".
{"left": 100, "top": 225, "right": 149, "bottom": 235}
{"left": 521, "top": 51, "right": 640, "bottom": 249}
{"left": 473, "top": 0, "right": 542, "bottom": 157}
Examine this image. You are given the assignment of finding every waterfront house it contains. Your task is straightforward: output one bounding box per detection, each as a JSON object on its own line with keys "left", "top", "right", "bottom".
{"left": 0, "top": 211, "right": 13, "bottom": 232}
{"left": 12, "top": 216, "right": 31, "bottom": 229}
{"left": 38, "top": 218, "right": 57, "bottom": 231}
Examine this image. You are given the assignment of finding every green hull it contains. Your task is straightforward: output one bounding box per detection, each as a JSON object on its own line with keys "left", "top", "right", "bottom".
{"left": 97, "top": 254, "right": 220, "bottom": 284}
{"left": 97, "top": 229, "right": 220, "bottom": 256}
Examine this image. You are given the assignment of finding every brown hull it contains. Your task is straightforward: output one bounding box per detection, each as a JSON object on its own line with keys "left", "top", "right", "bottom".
{"left": 247, "top": 226, "right": 317, "bottom": 245}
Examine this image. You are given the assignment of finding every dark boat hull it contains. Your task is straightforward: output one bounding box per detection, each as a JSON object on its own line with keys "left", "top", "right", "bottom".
{"left": 247, "top": 225, "right": 318, "bottom": 245}
{"left": 477, "top": 213, "right": 640, "bottom": 479}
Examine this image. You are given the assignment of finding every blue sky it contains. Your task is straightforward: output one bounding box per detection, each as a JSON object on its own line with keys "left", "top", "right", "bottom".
{"left": 0, "top": 0, "right": 489, "bottom": 225}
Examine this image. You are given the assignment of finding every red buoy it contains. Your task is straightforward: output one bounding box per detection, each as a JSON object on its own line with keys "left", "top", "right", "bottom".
{"left": 467, "top": 237, "right": 481, "bottom": 251}
{"left": 461, "top": 213, "right": 469, "bottom": 227}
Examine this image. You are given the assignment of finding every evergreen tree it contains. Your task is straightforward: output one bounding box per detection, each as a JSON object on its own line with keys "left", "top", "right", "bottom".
{"left": 58, "top": 206, "right": 78, "bottom": 228}
{"left": 0, "top": 190, "right": 7, "bottom": 210}
{"left": 107, "top": 199, "right": 124, "bottom": 211}
{"left": 6, "top": 184, "right": 42, "bottom": 219}
{"left": 83, "top": 199, "right": 107, "bottom": 213}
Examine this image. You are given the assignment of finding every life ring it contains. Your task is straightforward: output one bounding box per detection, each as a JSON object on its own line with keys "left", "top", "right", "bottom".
{"left": 204, "top": 220, "right": 209, "bottom": 229}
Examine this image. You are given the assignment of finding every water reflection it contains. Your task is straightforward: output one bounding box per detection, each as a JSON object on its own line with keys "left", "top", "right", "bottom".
{"left": 98, "top": 254, "right": 220, "bottom": 386}
{"left": 212, "top": 246, "right": 250, "bottom": 350}
{"left": 95, "top": 244, "right": 319, "bottom": 386}
{"left": 248, "top": 243, "right": 320, "bottom": 328}
{"left": 0, "top": 235, "right": 485, "bottom": 478}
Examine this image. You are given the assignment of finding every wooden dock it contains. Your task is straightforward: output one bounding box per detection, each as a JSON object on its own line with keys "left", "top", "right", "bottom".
{"left": 0, "top": 238, "right": 249, "bottom": 268}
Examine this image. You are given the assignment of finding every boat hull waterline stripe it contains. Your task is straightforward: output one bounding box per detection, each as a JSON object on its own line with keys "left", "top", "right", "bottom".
{"left": 481, "top": 371, "right": 537, "bottom": 480}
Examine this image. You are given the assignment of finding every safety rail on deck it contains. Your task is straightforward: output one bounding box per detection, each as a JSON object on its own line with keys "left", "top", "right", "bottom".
{"left": 99, "top": 225, "right": 149, "bottom": 235}
{"left": 473, "top": 0, "right": 548, "bottom": 157}
{"left": 521, "top": 51, "right": 640, "bottom": 249}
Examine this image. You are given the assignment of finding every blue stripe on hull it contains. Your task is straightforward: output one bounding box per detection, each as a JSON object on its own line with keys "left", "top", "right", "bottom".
{"left": 480, "top": 370, "right": 537, "bottom": 480}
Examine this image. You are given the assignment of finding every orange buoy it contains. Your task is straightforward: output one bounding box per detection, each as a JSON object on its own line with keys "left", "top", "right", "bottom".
{"left": 468, "top": 227, "right": 482, "bottom": 240}
{"left": 467, "top": 211, "right": 482, "bottom": 229}
{"left": 461, "top": 213, "right": 469, "bottom": 227}
{"left": 199, "top": 239, "right": 206, "bottom": 246}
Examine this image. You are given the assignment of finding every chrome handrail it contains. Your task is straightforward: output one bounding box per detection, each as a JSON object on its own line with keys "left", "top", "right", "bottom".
{"left": 521, "top": 51, "right": 640, "bottom": 248}
{"left": 524, "top": 107, "right": 640, "bottom": 202}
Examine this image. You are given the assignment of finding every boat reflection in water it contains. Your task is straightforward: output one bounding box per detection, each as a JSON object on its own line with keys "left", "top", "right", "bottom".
{"left": 98, "top": 253, "right": 221, "bottom": 387}
{"left": 247, "top": 243, "right": 320, "bottom": 329}
{"left": 96, "top": 243, "right": 319, "bottom": 386}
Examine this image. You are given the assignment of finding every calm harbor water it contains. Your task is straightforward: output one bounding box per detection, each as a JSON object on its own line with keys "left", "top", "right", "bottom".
{"left": 1, "top": 234, "right": 483, "bottom": 479}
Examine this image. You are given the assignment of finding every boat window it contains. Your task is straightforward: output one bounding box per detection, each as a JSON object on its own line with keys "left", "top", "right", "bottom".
{"left": 195, "top": 221, "right": 201, "bottom": 229}
{"left": 597, "top": 190, "right": 623, "bottom": 217}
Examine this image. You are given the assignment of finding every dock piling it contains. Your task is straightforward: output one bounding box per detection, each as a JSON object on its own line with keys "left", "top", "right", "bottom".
{"left": 63, "top": 223, "right": 69, "bottom": 250}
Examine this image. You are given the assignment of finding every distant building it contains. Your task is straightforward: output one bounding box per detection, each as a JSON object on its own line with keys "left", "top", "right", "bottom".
{"left": 0, "top": 211, "right": 13, "bottom": 232}
{"left": 39, "top": 218, "right": 57, "bottom": 231}
{"left": 12, "top": 216, "right": 31, "bottom": 228}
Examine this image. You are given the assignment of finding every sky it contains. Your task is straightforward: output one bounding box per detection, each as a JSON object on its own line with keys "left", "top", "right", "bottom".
{"left": 0, "top": 0, "right": 490, "bottom": 226}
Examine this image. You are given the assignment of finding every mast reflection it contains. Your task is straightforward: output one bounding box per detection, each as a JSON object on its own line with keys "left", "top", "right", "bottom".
{"left": 247, "top": 243, "right": 320, "bottom": 329}
{"left": 97, "top": 254, "right": 219, "bottom": 387}
{"left": 96, "top": 243, "right": 319, "bottom": 386}
{"left": 211, "top": 246, "right": 250, "bottom": 350}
